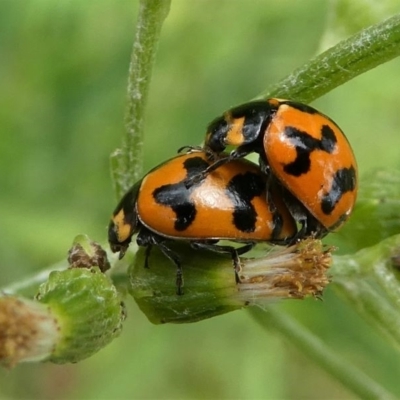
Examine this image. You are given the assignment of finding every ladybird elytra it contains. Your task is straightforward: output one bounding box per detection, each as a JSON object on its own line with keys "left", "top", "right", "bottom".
{"left": 202, "top": 98, "right": 358, "bottom": 235}
{"left": 136, "top": 151, "right": 296, "bottom": 242}
{"left": 263, "top": 100, "right": 358, "bottom": 230}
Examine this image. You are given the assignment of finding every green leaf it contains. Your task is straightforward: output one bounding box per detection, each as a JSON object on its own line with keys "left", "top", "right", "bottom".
{"left": 261, "top": 14, "right": 400, "bottom": 103}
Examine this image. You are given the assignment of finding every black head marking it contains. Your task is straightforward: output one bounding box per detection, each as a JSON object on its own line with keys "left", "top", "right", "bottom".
{"left": 207, "top": 101, "right": 275, "bottom": 152}
{"left": 207, "top": 117, "right": 229, "bottom": 152}
{"left": 225, "top": 172, "right": 265, "bottom": 232}
{"left": 108, "top": 180, "right": 142, "bottom": 254}
{"left": 282, "top": 125, "right": 337, "bottom": 176}
{"left": 321, "top": 166, "right": 357, "bottom": 215}
{"left": 280, "top": 100, "right": 319, "bottom": 115}
{"left": 231, "top": 101, "right": 275, "bottom": 144}
{"left": 153, "top": 157, "right": 209, "bottom": 231}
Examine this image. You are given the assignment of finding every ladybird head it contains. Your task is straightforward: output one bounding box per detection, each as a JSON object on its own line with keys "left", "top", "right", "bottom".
{"left": 205, "top": 115, "right": 230, "bottom": 153}
{"left": 108, "top": 181, "right": 142, "bottom": 259}
{"left": 205, "top": 101, "right": 275, "bottom": 153}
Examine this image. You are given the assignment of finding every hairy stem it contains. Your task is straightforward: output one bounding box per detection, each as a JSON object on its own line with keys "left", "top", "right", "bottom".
{"left": 110, "top": 0, "right": 171, "bottom": 199}
{"left": 260, "top": 13, "right": 400, "bottom": 102}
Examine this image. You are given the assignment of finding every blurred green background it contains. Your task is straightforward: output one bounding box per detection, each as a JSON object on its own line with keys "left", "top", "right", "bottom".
{"left": 1, "top": 0, "right": 400, "bottom": 398}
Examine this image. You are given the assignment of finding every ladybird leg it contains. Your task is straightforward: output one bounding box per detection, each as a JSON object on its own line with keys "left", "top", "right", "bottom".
{"left": 258, "top": 157, "right": 281, "bottom": 220}
{"left": 185, "top": 144, "right": 256, "bottom": 188}
{"left": 117, "top": 245, "right": 129, "bottom": 260}
{"left": 184, "top": 156, "right": 231, "bottom": 188}
{"left": 304, "top": 215, "right": 328, "bottom": 239}
{"left": 264, "top": 173, "right": 277, "bottom": 213}
{"left": 229, "top": 143, "right": 257, "bottom": 161}
{"left": 191, "top": 242, "right": 255, "bottom": 283}
{"left": 280, "top": 191, "right": 328, "bottom": 242}
{"left": 231, "top": 249, "right": 241, "bottom": 284}
{"left": 265, "top": 178, "right": 291, "bottom": 243}
{"left": 291, "top": 215, "right": 326, "bottom": 242}
{"left": 144, "top": 245, "right": 152, "bottom": 269}
{"left": 191, "top": 241, "right": 240, "bottom": 282}
{"left": 155, "top": 241, "right": 184, "bottom": 295}
{"left": 136, "top": 229, "right": 156, "bottom": 268}
{"left": 281, "top": 198, "right": 309, "bottom": 242}
{"left": 201, "top": 143, "right": 255, "bottom": 177}
{"left": 137, "top": 229, "right": 184, "bottom": 294}
{"left": 203, "top": 147, "right": 219, "bottom": 162}
{"left": 258, "top": 160, "right": 271, "bottom": 176}
{"left": 234, "top": 243, "right": 255, "bottom": 255}
{"left": 177, "top": 145, "right": 204, "bottom": 154}
{"left": 232, "top": 243, "right": 256, "bottom": 282}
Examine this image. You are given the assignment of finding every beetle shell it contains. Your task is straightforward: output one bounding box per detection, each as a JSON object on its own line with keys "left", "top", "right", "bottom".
{"left": 264, "top": 99, "right": 357, "bottom": 230}
{"left": 136, "top": 151, "right": 296, "bottom": 242}
{"left": 204, "top": 98, "right": 358, "bottom": 233}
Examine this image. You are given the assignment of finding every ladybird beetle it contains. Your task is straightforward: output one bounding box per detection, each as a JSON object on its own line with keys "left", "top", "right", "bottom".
{"left": 191, "top": 98, "right": 358, "bottom": 237}
{"left": 108, "top": 150, "right": 296, "bottom": 294}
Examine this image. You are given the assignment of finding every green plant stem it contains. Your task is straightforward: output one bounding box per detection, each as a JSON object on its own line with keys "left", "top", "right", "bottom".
{"left": 373, "top": 262, "right": 400, "bottom": 310}
{"left": 110, "top": 0, "right": 171, "bottom": 199}
{"left": 329, "top": 235, "right": 400, "bottom": 349}
{"left": 369, "top": 234, "right": 400, "bottom": 310}
{"left": 0, "top": 252, "right": 131, "bottom": 298}
{"left": 260, "top": 13, "right": 400, "bottom": 102}
{"left": 1, "top": 261, "right": 67, "bottom": 297}
{"left": 250, "top": 306, "right": 397, "bottom": 400}
{"left": 334, "top": 278, "right": 400, "bottom": 352}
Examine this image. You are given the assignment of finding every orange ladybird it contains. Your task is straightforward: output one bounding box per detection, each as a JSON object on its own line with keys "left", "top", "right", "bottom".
{"left": 201, "top": 98, "right": 358, "bottom": 237}
{"left": 108, "top": 150, "right": 296, "bottom": 294}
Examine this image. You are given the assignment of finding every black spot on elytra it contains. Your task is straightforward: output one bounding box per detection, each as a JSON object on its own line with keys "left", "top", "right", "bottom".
{"left": 153, "top": 157, "right": 209, "bottom": 231}
{"left": 321, "top": 166, "right": 357, "bottom": 215}
{"left": 283, "top": 125, "right": 337, "bottom": 176}
{"left": 225, "top": 172, "right": 265, "bottom": 233}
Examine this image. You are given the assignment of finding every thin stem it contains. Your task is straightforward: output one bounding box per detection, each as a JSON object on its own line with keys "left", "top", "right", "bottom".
{"left": 331, "top": 234, "right": 400, "bottom": 315}
{"left": 373, "top": 263, "right": 400, "bottom": 310}
{"left": 110, "top": 0, "right": 171, "bottom": 199}
{"left": 0, "top": 261, "right": 67, "bottom": 297}
{"left": 333, "top": 277, "right": 400, "bottom": 352}
{"left": 250, "top": 306, "right": 397, "bottom": 400}
{"left": 329, "top": 236, "right": 400, "bottom": 350}
{"left": 369, "top": 235, "right": 400, "bottom": 311}
{"left": 260, "top": 13, "right": 400, "bottom": 102}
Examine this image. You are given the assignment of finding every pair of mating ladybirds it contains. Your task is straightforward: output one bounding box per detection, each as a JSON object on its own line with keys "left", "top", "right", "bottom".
{"left": 108, "top": 98, "right": 358, "bottom": 294}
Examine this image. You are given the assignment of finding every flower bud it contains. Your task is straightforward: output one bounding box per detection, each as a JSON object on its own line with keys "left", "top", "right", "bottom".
{"left": 0, "top": 267, "right": 125, "bottom": 367}
{"left": 129, "top": 239, "right": 332, "bottom": 324}
{"left": 36, "top": 267, "right": 125, "bottom": 364}
{"left": 68, "top": 234, "right": 110, "bottom": 272}
{"left": 0, "top": 296, "right": 59, "bottom": 368}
